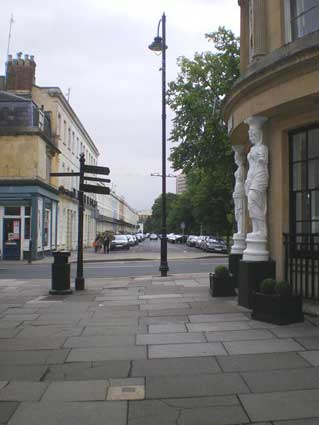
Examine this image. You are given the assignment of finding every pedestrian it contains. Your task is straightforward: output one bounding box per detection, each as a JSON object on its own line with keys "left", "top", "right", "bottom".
{"left": 94, "top": 234, "right": 100, "bottom": 253}
{"left": 103, "top": 232, "right": 110, "bottom": 254}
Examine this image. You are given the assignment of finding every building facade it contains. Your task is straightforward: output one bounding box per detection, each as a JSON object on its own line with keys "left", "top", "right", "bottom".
{"left": 176, "top": 173, "right": 187, "bottom": 194}
{"left": 0, "top": 89, "right": 59, "bottom": 260}
{"left": 0, "top": 53, "right": 139, "bottom": 259}
{"left": 224, "top": 0, "right": 319, "bottom": 298}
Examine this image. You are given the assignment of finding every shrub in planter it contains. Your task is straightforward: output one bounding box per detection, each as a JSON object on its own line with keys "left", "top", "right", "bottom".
{"left": 209, "top": 265, "right": 236, "bottom": 297}
{"left": 260, "top": 278, "right": 276, "bottom": 294}
{"left": 252, "top": 279, "right": 303, "bottom": 325}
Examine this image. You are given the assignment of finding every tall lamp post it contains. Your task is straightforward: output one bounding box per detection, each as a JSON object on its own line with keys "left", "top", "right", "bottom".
{"left": 149, "top": 12, "right": 169, "bottom": 277}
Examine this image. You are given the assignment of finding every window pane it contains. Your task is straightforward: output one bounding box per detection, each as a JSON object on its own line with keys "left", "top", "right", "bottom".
{"left": 296, "top": 221, "right": 311, "bottom": 234}
{"left": 24, "top": 217, "right": 31, "bottom": 239}
{"left": 308, "top": 128, "right": 319, "bottom": 158}
{"left": 4, "top": 207, "right": 20, "bottom": 216}
{"left": 308, "top": 159, "right": 319, "bottom": 189}
{"left": 312, "top": 191, "right": 319, "bottom": 220}
{"left": 25, "top": 207, "right": 31, "bottom": 216}
{"left": 291, "top": 1, "right": 319, "bottom": 39}
{"left": 295, "top": 192, "right": 309, "bottom": 220}
{"left": 293, "top": 162, "right": 307, "bottom": 190}
{"left": 292, "top": 131, "right": 306, "bottom": 161}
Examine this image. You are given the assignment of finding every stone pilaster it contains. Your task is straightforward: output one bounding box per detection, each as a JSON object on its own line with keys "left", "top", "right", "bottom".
{"left": 251, "top": 0, "right": 267, "bottom": 60}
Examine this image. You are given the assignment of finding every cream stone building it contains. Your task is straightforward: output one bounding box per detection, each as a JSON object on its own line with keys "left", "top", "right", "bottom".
{"left": 0, "top": 53, "right": 139, "bottom": 259}
{"left": 224, "top": 0, "right": 319, "bottom": 299}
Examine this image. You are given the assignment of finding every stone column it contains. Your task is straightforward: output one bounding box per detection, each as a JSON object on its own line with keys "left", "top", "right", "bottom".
{"left": 238, "top": 0, "right": 250, "bottom": 73}
{"left": 231, "top": 145, "right": 247, "bottom": 254}
{"left": 251, "top": 0, "right": 267, "bottom": 61}
{"left": 243, "top": 115, "right": 269, "bottom": 261}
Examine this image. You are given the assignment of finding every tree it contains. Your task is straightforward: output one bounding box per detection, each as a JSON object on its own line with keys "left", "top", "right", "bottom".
{"left": 167, "top": 27, "right": 240, "bottom": 236}
{"left": 144, "top": 193, "right": 178, "bottom": 234}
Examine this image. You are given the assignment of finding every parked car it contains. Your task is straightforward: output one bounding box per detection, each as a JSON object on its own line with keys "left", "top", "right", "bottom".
{"left": 150, "top": 233, "right": 158, "bottom": 240}
{"left": 125, "top": 235, "right": 136, "bottom": 246}
{"left": 186, "top": 235, "right": 199, "bottom": 247}
{"left": 110, "top": 235, "right": 130, "bottom": 250}
{"left": 195, "top": 236, "right": 206, "bottom": 248}
{"left": 204, "top": 237, "right": 228, "bottom": 253}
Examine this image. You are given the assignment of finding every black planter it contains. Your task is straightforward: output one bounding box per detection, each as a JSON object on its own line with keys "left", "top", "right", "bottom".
{"left": 209, "top": 273, "right": 236, "bottom": 297}
{"left": 251, "top": 292, "right": 304, "bottom": 325}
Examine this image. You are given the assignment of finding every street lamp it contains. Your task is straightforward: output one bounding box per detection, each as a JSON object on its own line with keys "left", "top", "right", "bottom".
{"left": 149, "top": 13, "right": 169, "bottom": 277}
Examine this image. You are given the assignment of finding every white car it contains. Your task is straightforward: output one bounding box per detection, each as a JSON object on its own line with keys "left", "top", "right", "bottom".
{"left": 150, "top": 233, "right": 158, "bottom": 240}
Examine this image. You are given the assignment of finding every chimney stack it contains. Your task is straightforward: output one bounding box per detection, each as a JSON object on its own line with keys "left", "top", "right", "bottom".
{"left": 6, "top": 52, "right": 36, "bottom": 91}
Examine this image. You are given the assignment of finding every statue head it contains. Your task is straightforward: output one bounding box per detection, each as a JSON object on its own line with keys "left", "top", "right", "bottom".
{"left": 244, "top": 116, "right": 268, "bottom": 146}
{"left": 233, "top": 145, "right": 245, "bottom": 166}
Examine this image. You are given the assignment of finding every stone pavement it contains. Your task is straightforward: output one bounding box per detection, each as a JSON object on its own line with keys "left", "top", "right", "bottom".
{"left": 0, "top": 274, "right": 319, "bottom": 424}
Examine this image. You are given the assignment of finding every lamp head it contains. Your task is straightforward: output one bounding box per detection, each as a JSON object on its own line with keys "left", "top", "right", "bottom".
{"left": 148, "top": 36, "right": 163, "bottom": 52}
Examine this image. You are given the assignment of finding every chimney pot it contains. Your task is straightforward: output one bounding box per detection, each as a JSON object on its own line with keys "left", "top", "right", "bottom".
{"left": 24, "top": 54, "right": 29, "bottom": 60}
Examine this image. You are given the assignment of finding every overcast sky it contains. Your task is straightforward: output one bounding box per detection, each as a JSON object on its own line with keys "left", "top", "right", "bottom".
{"left": 0, "top": 0, "right": 239, "bottom": 211}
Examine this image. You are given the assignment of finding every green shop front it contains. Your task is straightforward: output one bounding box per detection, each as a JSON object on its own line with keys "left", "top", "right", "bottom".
{"left": 0, "top": 181, "right": 59, "bottom": 260}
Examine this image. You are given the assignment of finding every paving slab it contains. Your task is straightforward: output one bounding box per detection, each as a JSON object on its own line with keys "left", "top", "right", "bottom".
{"left": 298, "top": 350, "right": 319, "bottom": 366}
{"left": 205, "top": 329, "right": 274, "bottom": 342}
{"left": 16, "top": 325, "right": 83, "bottom": 339}
{"left": 82, "top": 325, "right": 144, "bottom": 336}
{"left": 139, "top": 316, "right": 189, "bottom": 326}
{"left": 7, "top": 401, "right": 127, "bottom": 425}
{"left": 0, "top": 337, "right": 66, "bottom": 351}
{"left": 187, "top": 322, "right": 252, "bottom": 332}
{"left": 107, "top": 378, "right": 145, "bottom": 401}
{"left": 128, "top": 399, "right": 178, "bottom": 421}
{"left": 188, "top": 313, "right": 249, "bottom": 323}
{"left": 136, "top": 332, "right": 206, "bottom": 345}
{"left": 223, "top": 338, "right": 304, "bottom": 355}
{"left": 177, "top": 405, "right": 248, "bottom": 425}
{"left": 132, "top": 356, "right": 221, "bottom": 377}
{"left": 148, "top": 324, "right": 187, "bottom": 333}
{"left": 0, "top": 349, "right": 69, "bottom": 365}
{"left": 0, "top": 382, "right": 48, "bottom": 401}
{"left": 217, "top": 352, "right": 311, "bottom": 372}
{"left": 296, "top": 337, "right": 319, "bottom": 350}
{"left": 0, "top": 402, "right": 19, "bottom": 424}
{"left": 42, "top": 380, "right": 108, "bottom": 401}
{"left": 274, "top": 419, "right": 319, "bottom": 424}
{"left": 166, "top": 395, "right": 239, "bottom": 409}
{"left": 63, "top": 334, "right": 135, "bottom": 348}
{"left": 66, "top": 346, "right": 146, "bottom": 362}
{"left": 45, "top": 360, "right": 130, "bottom": 381}
{"left": 270, "top": 327, "right": 319, "bottom": 338}
{"left": 0, "top": 329, "right": 22, "bottom": 339}
{"left": 146, "top": 373, "right": 249, "bottom": 398}
{"left": 149, "top": 342, "right": 227, "bottom": 359}
{"left": 242, "top": 367, "right": 319, "bottom": 393}
{"left": 141, "top": 303, "right": 190, "bottom": 311}
{"left": 239, "top": 389, "right": 319, "bottom": 422}
{"left": 0, "top": 365, "right": 47, "bottom": 382}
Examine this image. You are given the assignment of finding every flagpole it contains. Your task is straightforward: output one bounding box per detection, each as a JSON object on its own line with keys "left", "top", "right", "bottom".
{"left": 6, "top": 14, "right": 14, "bottom": 59}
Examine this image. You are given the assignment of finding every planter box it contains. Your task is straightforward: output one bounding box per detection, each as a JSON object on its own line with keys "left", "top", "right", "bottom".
{"left": 209, "top": 273, "right": 236, "bottom": 297}
{"left": 251, "top": 292, "right": 304, "bottom": 325}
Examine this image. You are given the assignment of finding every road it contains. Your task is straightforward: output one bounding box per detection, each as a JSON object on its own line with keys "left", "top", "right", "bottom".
{"left": 0, "top": 239, "right": 228, "bottom": 279}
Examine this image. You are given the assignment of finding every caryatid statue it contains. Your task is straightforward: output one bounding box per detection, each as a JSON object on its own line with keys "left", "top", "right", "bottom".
{"left": 231, "top": 145, "right": 247, "bottom": 254}
{"left": 243, "top": 115, "right": 269, "bottom": 261}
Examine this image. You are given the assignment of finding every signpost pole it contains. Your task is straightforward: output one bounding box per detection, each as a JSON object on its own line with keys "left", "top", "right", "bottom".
{"left": 75, "top": 153, "right": 85, "bottom": 290}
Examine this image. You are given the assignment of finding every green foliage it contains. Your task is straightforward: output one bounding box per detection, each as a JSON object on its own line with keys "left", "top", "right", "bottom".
{"left": 214, "top": 265, "right": 229, "bottom": 279}
{"left": 166, "top": 27, "right": 240, "bottom": 236}
{"left": 260, "top": 279, "right": 276, "bottom": 294}
{"left": 144, "top": 193, "right": 178, "bottom": 234}
{"left": 275, "top": 281, "right": 291, "bottom": 296}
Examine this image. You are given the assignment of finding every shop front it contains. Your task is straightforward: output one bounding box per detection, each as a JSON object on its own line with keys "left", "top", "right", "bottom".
{"left": 0, "top": 183, "right": 59, "bottom": 261}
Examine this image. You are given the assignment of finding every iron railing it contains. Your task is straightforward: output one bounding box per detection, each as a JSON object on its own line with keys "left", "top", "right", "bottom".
{"left": 284, "top": 233, "right": 319, "bottom": 300}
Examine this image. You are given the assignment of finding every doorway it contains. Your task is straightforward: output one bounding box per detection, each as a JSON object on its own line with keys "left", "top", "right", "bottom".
{"left": 3, "top": 218, "right": 21, "bottom": 260}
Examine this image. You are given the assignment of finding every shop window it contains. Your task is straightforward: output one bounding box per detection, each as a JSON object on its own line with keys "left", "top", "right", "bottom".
{"left": 290, "top": 125, "right": 319, "bottom": 235}
{"left": 24, "top": 217, "right": 31, "bottom": 239}
{"left": 290, "top": 0, "right": 319, "bottom": 40}
{"left": 25, "top": 206, "right": 31, "bottom": 216}
{"left": 4, "top": 207, "right": 20, "bottom": 216}
{"left": 44, "top": 209, "right": 51, "bottom": 247}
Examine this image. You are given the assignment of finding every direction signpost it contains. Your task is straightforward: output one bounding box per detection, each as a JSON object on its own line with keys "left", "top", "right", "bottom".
{"left": 51, "top": 153, "right": 110, "bottom": 291}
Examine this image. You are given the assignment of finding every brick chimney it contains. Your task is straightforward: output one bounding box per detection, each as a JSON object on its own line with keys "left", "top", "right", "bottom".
{"left": 6, "top": 52, "right": 36, "bottom": 90}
